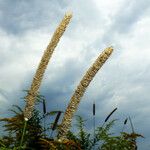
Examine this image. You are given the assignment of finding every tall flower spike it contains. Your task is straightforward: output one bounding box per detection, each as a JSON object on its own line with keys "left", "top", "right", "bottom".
{"left": 58, "top": 46, "right": 113, "bottom": 140}
{"left": 24, "top": 12, "right": 72, "bottom": 120}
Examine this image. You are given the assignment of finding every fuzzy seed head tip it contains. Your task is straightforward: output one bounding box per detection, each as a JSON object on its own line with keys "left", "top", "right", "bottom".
{"left": 66, "top": 11, "right": 73, "bottom": 17}
{"left": 109, "top": 46, "right": 113, "bottom": 51}
{"left": 106, "top": 46, "right": 113, "bottom": 54}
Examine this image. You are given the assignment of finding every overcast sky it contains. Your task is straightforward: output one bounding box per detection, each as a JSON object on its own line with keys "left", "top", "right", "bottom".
{"left": 0, "top": 0, "right": 150, "bottom": 149}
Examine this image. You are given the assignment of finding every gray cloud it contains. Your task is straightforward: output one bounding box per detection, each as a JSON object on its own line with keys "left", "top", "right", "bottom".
{"left": 112, "top": 0, "right": 150, "bottom": 33}
{"left": 100, "top": 0, "right": 150, "bottom": 45}
{"left": 0, "top": 0, "right": 67, "bottom": 34}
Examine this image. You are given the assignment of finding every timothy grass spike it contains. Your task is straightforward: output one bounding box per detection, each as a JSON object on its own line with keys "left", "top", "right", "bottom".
{"left": 104, "top": 107, "right": 117, "bottom": 122}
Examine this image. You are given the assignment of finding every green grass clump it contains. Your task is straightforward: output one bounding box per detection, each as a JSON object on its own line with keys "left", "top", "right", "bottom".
{"left": 0, "top": 94, "right": 143, "bottom": 150}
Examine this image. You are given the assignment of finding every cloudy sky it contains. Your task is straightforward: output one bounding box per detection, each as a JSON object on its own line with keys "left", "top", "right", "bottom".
{"left": 0, "top": 0, "right": 150, "bottom": 149}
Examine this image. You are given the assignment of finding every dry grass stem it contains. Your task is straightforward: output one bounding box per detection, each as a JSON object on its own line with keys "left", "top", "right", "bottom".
{"left": 58, "top": 46, "right": 113, "bottom": 140}
{"left": 24, "top": 12, "right": 72, "bottom": 120}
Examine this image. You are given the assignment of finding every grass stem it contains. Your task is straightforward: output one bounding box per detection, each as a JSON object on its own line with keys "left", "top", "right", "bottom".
{"left": 19, "top": 120, "right": 27, "bottom": 150}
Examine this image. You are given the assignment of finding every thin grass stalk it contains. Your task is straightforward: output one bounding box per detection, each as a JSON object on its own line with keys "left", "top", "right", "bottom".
{"left": 58, "top": 46, "right": 113, "bottom": 140}
{"left": 23, "top": 12, "right": 72, "bottom": 120}
{"left": 121, "top": 118, "right": 128, "bottom": 132}
{"left": 129, "top": 117, "right": 137, "bottom": 150}
{"left": 129, "top": 116, "right": 135, "bottom": 133}
{"left": 19, "top": 119, "right": 27, "bottom": 150}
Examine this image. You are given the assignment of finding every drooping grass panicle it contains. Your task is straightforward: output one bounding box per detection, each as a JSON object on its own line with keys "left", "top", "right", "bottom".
{"left": 104, "top": 107, "right": 117, "bottom": 123}
{"left": 58, "top": 46, "right": 113, "bottom": 140}
{"left": 23, "top": 12, "right": 72, "bottom": 120}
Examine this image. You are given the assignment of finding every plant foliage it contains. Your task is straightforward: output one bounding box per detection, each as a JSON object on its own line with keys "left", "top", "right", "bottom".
{"left": 0, "top": 95, "right": 143, "bottom": 150}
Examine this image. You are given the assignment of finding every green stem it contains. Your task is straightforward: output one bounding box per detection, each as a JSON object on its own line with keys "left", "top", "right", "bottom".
{"left": 19, "top": 120, "right": 27, "bottom": 150}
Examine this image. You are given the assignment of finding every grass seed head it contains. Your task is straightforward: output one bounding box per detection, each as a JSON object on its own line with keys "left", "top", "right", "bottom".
{"left": 24, "top": 12, "right": 72, "bottom": 120}
{"left": 58, "top": 46, "right": 113, "bottom": 140}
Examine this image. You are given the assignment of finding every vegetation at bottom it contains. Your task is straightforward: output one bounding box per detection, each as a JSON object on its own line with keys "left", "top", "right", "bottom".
{"left": 0, "top": 93, "right": 143, "bottom": 150}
